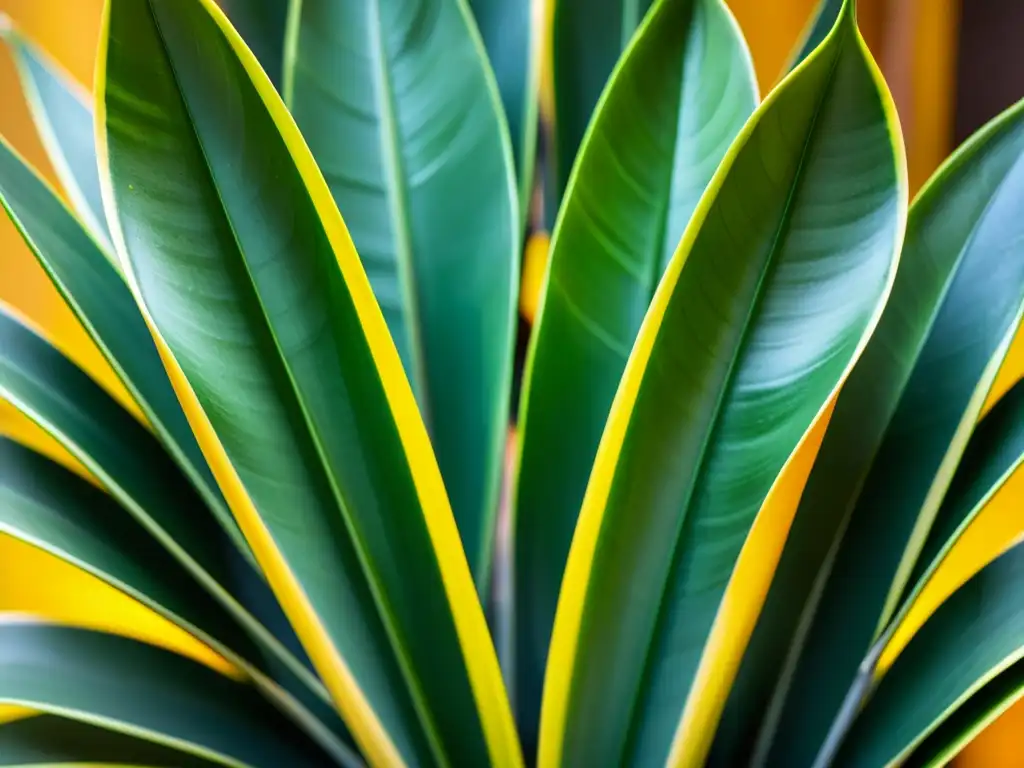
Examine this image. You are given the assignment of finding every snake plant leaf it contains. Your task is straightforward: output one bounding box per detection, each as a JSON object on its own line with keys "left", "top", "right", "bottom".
{"left": 0, "top": 19, "right": 110, "bottom": 249}
{"left": 903, "top": 378, "right": 1024, "bottom": 609}
{"left": 835, "top": 541, "right": 1024, "bottom": 767}
{"left": 467, "top": 0, "right": 540, "bottom": 219}
{"left": 0, "top": 134, "right": 249, "bottom": 562}
{"left": 0, "top": 714, "right": 222, "bottom": 767}
{"left": 218, "top": 0, "right": 289, "bottom": 87}
{"left": 98, "top": 1, "right": 519, "bottom": 765}
{"left": 0, "top": 621, "right": 336, "bottom": 767}
{"left": 747, "top": 98, "right": 1024, "bottom": 768}
{"left": 538, "top": 5, "right": 904, "bottom": 766}
{"left": 0, "top": 308, "right": 328, "bottom": 718}
{"left": 281, "top": 0, "right": 519, "bottom": 588}
{"left": 0, "top": 435, "right": 359, "bottom": 764}
{"left": 511, "top": 0, "right": 756, "bottom": 750}
{"left": 551, "top": 0, "right": 655, "bottom": 199}
{"left": 900, "top": 660, "right": 1024, "bottom": 767}
{"left": 786, "top": 0, "right": 845, "bottom": 75}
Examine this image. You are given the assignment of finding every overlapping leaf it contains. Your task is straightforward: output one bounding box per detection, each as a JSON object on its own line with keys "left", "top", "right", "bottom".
{"left": 538, "top": 5, "right": 905, "bottom": 766}
{"left": 511, "top": 0, "right": 757, "bottom": 752}
{"left": 735, "top": 97, "right": 1024, "bottom": 767}
{"left": 99, "top": 0, "right": 519, "bottom": 764}
{"left": 282, "top": 0, "right": 520, "bottom": 586}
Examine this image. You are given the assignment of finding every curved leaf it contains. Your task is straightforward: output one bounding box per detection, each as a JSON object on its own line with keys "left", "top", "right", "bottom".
{"left": 551, "top": 0, "right": 655, "bottom": 199}
{"left": 785, "top": 0, "right": 844, "bottom": 75}
{"left": 538, "top": 5, "right": 904, "bottom": 766}
{"left": 0, "top": 714, "right": 222, "bottom": 767}
{"left": 0, "top": 621, "right": 334, "bottom": 767}
{"left": 747, "top": 97, "right": 1024, "bottom": 767}
{"left": 0, "top": 134, "right": 249, "bottom": 562}
{"left": 0, "top": 435, "right": 359, "bottom": 764}
{"left": 468, "top": 0, "right": 540, "bottom": 218}
{"left": 836, "top": 541, "right": 1024, "bottom": 766}
{"left": 98, "top": 0, "right": 520, "bottom": 765}
{"left": 511, "top": 0, "right": 756, "bottom": 750}
{"left": 0, "top": 308, "right": 326, "bottom": 728}
{"left": 282, "top": 0, "right": 520, "bottom": 586}
{"left": 0, "top": 19, "right": 110, "bottom": 249}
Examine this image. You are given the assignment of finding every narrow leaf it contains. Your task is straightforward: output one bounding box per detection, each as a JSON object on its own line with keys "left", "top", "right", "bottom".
{"left": 98, "top": 0, "right": 520, "bottom": 764}
{"left": 836, "top": 541, "right": 1024, "bottom": 766}
{"left": 0, "top": 18, "right": 111, "bottom": 249}
{"left": 511, "top": 0, "right": 756, "bottom": 751}
{"left": 551, "top": 0, "right": 655, "bottom": 198}
{"left": 0, "top": 714, "right": 222, "bottom": 767}
{"left": 219, "top": 0, "right": 289, "bottom": 87}
{"left": 282, "top": 0, "right": 520, "bottom": 586}
{"left": 468, "top": 0, "right": 541, "bottom": 218}
{"left": 0, "top": 621, "right": 335, "bottom": 767}
{"left": 748, "top": 97, "right": 1024, "bottom": 767}
{"left": 538, "top": 5, "right": 904, "bottom": 766}
{"left": 0, "top": 134, "right": 249, "bottom": 563}
{"left": 785, "top": 0, "right": 845, "bottom": 75}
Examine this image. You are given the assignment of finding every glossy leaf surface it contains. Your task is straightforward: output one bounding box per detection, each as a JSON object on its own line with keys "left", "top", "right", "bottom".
{"left": 219, "top": 0, "right": 289, "bottom": 87}
{"left": 0, "top": 21, "right": 110, "bottom": 248}
{"left": 837, "top": 542, "right": 1024, "bottom": 766}
{"left": 511, "top": 0, "right": 756, "bottom": 750}
{"left": 283, "top": 0, "right": 519, "bottom": 585}
{"left": 539, "top": 6, "right": 904, "bottom": 766}
{"left": 0, "top": 622, "right": 333, "bottom": 767}
{"left": 468, "top": 0, "right": 539, "bottom": 217}
{"left": 750, "top": 98, "right": 1024, "bottom": 767}
{"left": 100, "top": 0, "right": 519, "bottom": 764}
{"left": 551, "top": 0, "right": 655, "bottom": 198}
{"left": 0, "top": 135, "right": 246, "bottom": 559}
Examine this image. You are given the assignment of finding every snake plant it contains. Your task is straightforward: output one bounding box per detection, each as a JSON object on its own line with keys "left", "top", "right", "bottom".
{"left": 0, "top": 0, "right": 1022, "bottom": 765}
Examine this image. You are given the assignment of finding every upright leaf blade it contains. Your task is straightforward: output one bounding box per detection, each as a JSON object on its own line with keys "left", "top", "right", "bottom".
{"left": 551, "top": 0, "right": 655, "bottom": 198}
{"left": 99, "top": 0, "right": 520, "bottom": 764}
{"left": 749, "top": 98, "right": 1024, "bottom": 767}
{"left": 468, "top": 0, "right": 540, "bottom": 219}
{"left": 538, "top": 5, "right": 905, "bottom": 765}
{"left": 219, "top": 0, "right": 289, "bottom": 87}
{"left": 282, "top": 0, "right": 519, "bottom": 587}
{"left": 0, "top": 19, "right": 111, "bottom": 249}
{"left": 785, "top": 0, "right": 845, "bottom": 75}
{"left": 511, "top": 0, "right": 756, "bottom": 750}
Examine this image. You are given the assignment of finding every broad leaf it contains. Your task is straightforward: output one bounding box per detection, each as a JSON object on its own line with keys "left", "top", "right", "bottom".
{"left": 282, "top": 0, "right": 520, "bottom": 586}
{"left": 0, "top": 714, "right": 222, "bottom": 767}
{"left": 468, "top": 0, "right": 540, "bottom": 218}
{"left": 0, "top": 135, "right": 248, "bottom": 561}
{"left": 98, "top": 0, "right": 520, "bottom": 764}
{"left": 511, "top": 0, "right": 756, "bottom": 751}
{"left": 538, "top": 5, "right": 904, "bottom": 766}
{"left": 836, "top": 541, "right": 1024, "bottom": 766}
{"left": 551, "top": 0, "right": 655, "bottom": 199}
{"left": 743, "top": 97, "right": 1024, "bottom": 767}
{"left": 0, "top": 20, "right": 110, "bottom": 248}
{"left": 0, "top": 622, "right": 335, "bottom": 767}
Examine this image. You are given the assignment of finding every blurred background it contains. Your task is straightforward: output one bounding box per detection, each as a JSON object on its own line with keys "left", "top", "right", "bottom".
{"left": 0, "top": 0, "right": 1021, "bottom": 762}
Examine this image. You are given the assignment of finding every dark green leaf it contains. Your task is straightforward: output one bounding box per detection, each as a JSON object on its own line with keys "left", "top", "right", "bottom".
{"left": 218, "top": 0, "right": 289, "bottom": 87}
{"left": 0, "top": 20, "right": 111, "bottom": 248}
{"left": 538, "top": 6, "right": 904, "bottom": 765}
{"left": 0, "top": 622, "right": 334, "bottom": 767}
{"left": 743, "top": 97, "right": 1024, "bottom": 768}
{"left": 836, "top": 541, "right": 1024, "bottom": 766}
{"left": 0, "top": 714, "right": 222, "bottom": 767}
{"left": 511, "top": 0, "right": 756, "bottom": 751}
{"left": 786, "top": 0, "right": 845, "bottom": 74}
{"left": 282, "top": 0, "right": 520, "bottom": 587}
{"left": 100, "top": 0, "right": 519, "bottom": 764}
{"left": 468, "top": 0, "right": 540, "bottom": 219}
{"left": 551, "top": 0, "right": 655, "bottom": 199}
{"left": 0, "top": 134, "right": 249, "bottom": 563}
